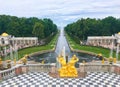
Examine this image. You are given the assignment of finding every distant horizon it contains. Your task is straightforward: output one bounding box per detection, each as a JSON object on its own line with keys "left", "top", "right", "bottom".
{"left": 0, "top": 0, "right": 120, "bottom": 27}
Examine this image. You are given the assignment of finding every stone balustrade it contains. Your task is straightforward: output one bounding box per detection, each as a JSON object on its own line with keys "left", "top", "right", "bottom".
{"left": 79, "top": 63, "right": 120, "bottom": 74}
{"left": 26, "top": 64, "right": 52, "bottom": 73}
{"left": 112, "top": 64, "right": 120, "bottom": 75}
{"left": 0, "top": 64, "right": 53, "bottom": 80}
{"left": 0, "top": 63, "right": 120, "bottom": 80}
{"left": 0, "top": 66, "right": 17, "bottom": 80}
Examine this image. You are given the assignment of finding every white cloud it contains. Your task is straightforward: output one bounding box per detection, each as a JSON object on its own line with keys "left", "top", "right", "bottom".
{"left": 0, "top": 0, "right": 120, "bottom": 27}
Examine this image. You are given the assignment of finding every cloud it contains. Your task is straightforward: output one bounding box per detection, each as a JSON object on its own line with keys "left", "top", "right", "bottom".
{"left": 0, "top": 0, "right": 120, "bottom": 27}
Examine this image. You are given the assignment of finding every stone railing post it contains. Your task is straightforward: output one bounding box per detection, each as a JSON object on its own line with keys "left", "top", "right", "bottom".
{"left": 15, "top": 66, "right": 22, "bottom": 76}
{"left": 113, "top": 64, "right": 120, "bottom": 75}
{"left": 50, "top": 63, "right": 57, "bottom": 74}
{"left": 79, "top": 63, "right": 87, "bottom": 78}
{"left": 49, "top": 63, "right": 59, "bottom": 78}
{"left": 21, "top": 65, "right": 28, "bottom": 74}
{"left": 79, "top": 63, "right": 85, "bottom": 72}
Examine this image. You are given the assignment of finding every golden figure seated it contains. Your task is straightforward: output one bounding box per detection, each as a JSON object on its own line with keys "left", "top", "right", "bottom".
{"left": 57, "top": 54, "right": 79, "bottom": 77}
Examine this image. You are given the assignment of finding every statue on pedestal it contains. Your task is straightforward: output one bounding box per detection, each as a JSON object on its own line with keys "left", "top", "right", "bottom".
{"left": 67, "top": 55, "right": 79, "bottom": 77}
{"left": 57, "top": 55, "right": 67, "bottom": 77}
{"left": 57, "top": 54, "right": 79, "bottom": 77}
{"left": 20, "top": 54, "right": 29, "bottom": 65}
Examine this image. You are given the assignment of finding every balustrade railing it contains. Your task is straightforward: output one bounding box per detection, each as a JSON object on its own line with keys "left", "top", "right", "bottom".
{"left": 79, "top": 63, "right": 120, "bottom": 74}
{"left": 26, "top": 64, "right": 52, "bottom": 72}
{"left": 0, "top": 63, "right": 120, "bottom": 81}
{"left": 0, "top": 64, "right": 53, "bottom": 80}
{"left": 0, "top": 66, "right": 16, "bottom": 80}
{"left": 84, "top": 64, "right": 110, "bottom": 72}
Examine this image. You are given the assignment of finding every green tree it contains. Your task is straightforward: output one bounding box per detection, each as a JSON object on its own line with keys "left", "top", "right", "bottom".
{"left": 0, "top": 15, "right": 58, "bottom": 38}
{"left": 65, "top": 16, "right": 120, "bottom": 42}
{"left": 32, "top": 22, "right": 44, "bottom": 39}
{"left": 6, "top": 22, "right": 20, "bottom": 36}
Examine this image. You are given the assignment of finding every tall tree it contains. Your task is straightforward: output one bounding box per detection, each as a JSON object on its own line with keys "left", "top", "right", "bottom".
{"left": 65, "top": 16, "right": 120, "bottom": 42}
{"left": 0, "top": 15, "right": 58, "bottom": 38}
{"left": 32, "top": 22, "right": 44, "bottom": 39}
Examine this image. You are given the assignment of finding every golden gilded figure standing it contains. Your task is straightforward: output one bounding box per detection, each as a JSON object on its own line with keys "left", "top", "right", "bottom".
{"left": 57, "top": 55, "right": 68, "bottom": 77}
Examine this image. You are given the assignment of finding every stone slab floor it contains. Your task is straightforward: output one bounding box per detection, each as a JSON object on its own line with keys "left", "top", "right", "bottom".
{"left": 0, "top": 72, "right": 120, "bottom": 87}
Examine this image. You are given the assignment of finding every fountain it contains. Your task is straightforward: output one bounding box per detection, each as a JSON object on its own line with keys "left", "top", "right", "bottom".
{"left": 10, "top": 45, "right": 13, "bottom": 61}
{"left": 32, "top": 29, "right": 98, "bottom": 65}
{"left": 109, "top": 35, "right": 114, "bottom": 58}
{"left": 4, "top": 46, "right": 7, "bottom": 61}
{"left": 14, "top": 44, "right": 18, "bottom": 61}
{"left": 116, "top": 44, "right": 119, "bottom": 60}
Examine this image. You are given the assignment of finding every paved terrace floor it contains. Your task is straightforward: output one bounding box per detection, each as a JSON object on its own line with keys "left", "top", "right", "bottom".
{"left": 0, "top": 72, "right": 120, "bottom": 87}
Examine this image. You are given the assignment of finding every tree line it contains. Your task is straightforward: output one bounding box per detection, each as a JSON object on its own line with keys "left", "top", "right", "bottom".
{"left": 0, "top": 15, "right": 58, "bottom": 40}
{"left": 65, "top": 16, "right": 120, "bottom": 43}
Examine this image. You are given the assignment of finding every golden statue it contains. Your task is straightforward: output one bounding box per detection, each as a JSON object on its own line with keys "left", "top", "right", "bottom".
{"left": 20, "top": 54, "right": 29, "bottom": 65}
{"left": 102, "top": 58, "right": 105, "bottom": 64}
{"left": 109, "top": 57, "right": 113, "bottom": 64}
{"left": 57, "top": 54, "right": 79, "bottom": 77}
{"left": 113, "top": 58, "right": 116, "bottom": 63}
{"left": 0, "top": 58, "right": 3, "bottom": 69}
{"left": 57, "top": 55, "right": 67, "bottom": 77}
{"left": 67, "top": 55, "right": 79, "bottom": 77}
{"left": 41, "top": 60, "right": 45, "bottom": 64}
{"left": 14, "top": 59, "right": 16, "bottom": 66}
{"left": 0, "top": 58, "right": 2, "bottom": 65}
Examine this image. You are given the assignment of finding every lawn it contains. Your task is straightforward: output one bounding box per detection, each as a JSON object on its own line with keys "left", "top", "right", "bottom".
{"left": 66, "top": 33, "right": 120, "bottom": 60}
{"left": 18, "top": 33, "right": 58, "bottom": 59}
{"left": 2, "top": 33, "right": 59, "bottom": 60}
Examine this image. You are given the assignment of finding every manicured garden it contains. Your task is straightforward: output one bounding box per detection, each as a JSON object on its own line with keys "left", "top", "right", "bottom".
{"left": 1, "top": 33, "right": 59, "bottom": 61}
{"left": 66, "top": 33, "right": 120, "bottom": 60}
{"left": 18, "top": 33, "right": 58, "bottom": 59}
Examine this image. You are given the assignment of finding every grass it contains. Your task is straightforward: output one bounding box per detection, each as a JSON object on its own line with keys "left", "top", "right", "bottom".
{"left": 66, "top": 33, "right": 120, "bottom": 60}
{"left": 3, "top": 33, "right": 59, "bottom": 60}
{"left": 18, "top": 33, "right": 58, "bottom": 59}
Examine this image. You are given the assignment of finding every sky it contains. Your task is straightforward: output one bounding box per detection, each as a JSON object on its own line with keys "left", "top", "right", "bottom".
{"left": 0, "top": 0, "right": 120, "bottom": 27}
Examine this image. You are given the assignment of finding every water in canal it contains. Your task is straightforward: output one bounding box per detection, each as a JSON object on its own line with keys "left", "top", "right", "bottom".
{"left": 31, "top": 29, "right": 98, "bottom": 64}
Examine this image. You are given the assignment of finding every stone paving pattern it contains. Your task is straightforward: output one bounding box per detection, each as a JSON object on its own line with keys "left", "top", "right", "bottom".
{"left": 0, "top": 72, "right": 120, "bottom": 87}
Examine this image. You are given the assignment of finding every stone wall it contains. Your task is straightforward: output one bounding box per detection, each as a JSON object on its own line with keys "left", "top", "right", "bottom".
{"left": 79, "top": 63, "right": 120, "bottom": 75}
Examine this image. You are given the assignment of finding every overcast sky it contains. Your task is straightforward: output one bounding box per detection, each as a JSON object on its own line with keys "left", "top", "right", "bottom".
{"left": 0, "top": 0, "right": 120, "bottom": 27}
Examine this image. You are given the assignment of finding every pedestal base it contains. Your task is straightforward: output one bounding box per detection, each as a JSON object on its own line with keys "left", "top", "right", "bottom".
{"left": 49, "top": 71, "right": 87, "bottom": 78}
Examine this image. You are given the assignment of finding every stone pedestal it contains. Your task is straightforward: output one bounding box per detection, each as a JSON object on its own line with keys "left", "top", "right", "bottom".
{"left": 50, "top": 63, "right": 57, "bottom": 74}
{"left": 113, "top": 64, "right": 120, "bottom": 75}
{"left": 79, "top": 63, "right": 87, "bottom": 78}
{"left": 49, "top": 63, "right": 59, "bottom": 78}
{"left": 21, "top": 66, "right": 28, "bottom": 74}
{"left": 15, "top": 66, "right": 22, "bottom": 75}
{"left": 79, "top": 63, "right": 86, "bottom": 72}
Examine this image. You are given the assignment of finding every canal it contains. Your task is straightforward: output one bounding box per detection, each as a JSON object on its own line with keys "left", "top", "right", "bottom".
{"left": 32, "top": 29, "right": 97, "bottom": 64}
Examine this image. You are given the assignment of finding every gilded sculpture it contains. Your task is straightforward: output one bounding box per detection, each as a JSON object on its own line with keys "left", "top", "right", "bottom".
{"left": 20, "top": 54, "right": 29, "bottom": 65}
{"left": 57, "top": 54, "right": 79, "bottom": 77}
